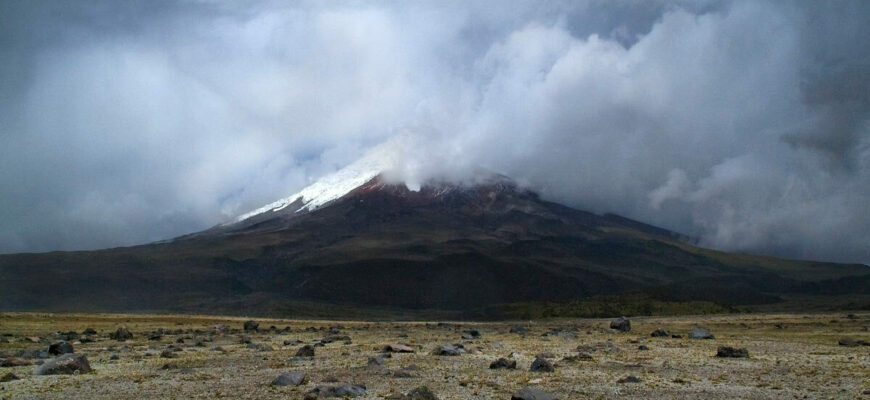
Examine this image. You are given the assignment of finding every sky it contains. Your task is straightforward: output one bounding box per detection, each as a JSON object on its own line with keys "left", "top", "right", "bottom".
{"left": 0, "top": 0, "right": 868, "bottom": 264}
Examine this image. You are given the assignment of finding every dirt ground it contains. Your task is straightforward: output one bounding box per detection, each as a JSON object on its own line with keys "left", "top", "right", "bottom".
{"left": 0, "top": 312, "right": 868, "bottom": 399}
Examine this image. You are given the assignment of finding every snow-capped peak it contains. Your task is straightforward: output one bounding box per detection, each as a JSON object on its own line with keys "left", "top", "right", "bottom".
{"left": 231, "top": 143, "right": 400, "bottom": 223}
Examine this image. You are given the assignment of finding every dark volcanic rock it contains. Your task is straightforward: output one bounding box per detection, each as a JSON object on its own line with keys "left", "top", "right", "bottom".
{"left": 406, "top": 386, "right": 439, "bottom": 400}
{"left": 431, "top": 344, "right": 465, "bottom": 356}
{"left": 271, "top": 371, "right": 307, "bottom": 386}
{"left": 0, "top": 372, "right": 20, "bottom": 382}
{"left": 530, "top": 357, "right": 555, "bottom": 372}
{"left": 320, "top": 334, "right": 351, "bottom": 344}
{"left": 650, "top": 328, "right": 670, "bottom": 337}
{"left": 511, "top": 387, "right": 558, "bottom": 400}
{"left": 610, "top": 316, "right": 631, "bottom": 332}
{"left": 109, "top": 327, "right": 133, "bottom": 341}
{"left": 618, "top": 375, "right": 642, "bottom": 383}
{"left": 838, "top": 337, "right": 869, "bottom": 347}
{"left": 34, "top": 354, "right": 91, "bottom": 375}
{"left": 283, "top": 339, "right": 303, "bottom": 346}
{"left": 295, "top": 345, "right": 316, "bottom": 357}
{"left": 82, "top": 328, "right": 97, "bottom": 335}
{"left": 688, "top": 327, "right": 714, "bottom": 339}
{"left": 243, "top": 320, "right": 259, "bottom": 332}
{"left": 0, "top": 357, "right": 32, "bottom": 367}
{"left": 308, "top": 384, "right": 367, "bottom": 397}
{"left": 489, "top": 357, "right": 517, "bottom": 369}
{"left": 716, "top": 346, "right": 749, "bottom": 358}
{"left": 461, "top": 329, "right": 481, "bottom": 339}
{"left": 48, "top": 342, "right": 74, "bottom": 356}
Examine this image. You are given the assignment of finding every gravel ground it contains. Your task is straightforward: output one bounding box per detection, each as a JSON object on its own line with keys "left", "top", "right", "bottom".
{"left": 0, "top": 312, "right": 868, "bottom": 399}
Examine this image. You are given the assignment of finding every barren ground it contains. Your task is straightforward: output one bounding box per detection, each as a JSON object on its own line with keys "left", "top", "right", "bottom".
{"left": 1, "top": 312, "right": 868, "bottom": 399}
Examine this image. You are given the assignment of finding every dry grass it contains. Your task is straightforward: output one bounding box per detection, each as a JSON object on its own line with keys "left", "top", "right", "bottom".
{"left": 1, "top": 312, "right": 868, "bottom": 399}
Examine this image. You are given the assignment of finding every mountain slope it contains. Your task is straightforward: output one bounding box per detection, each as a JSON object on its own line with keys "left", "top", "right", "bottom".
{"left": 1, "top": 168, "right": 868, "bottom": 318}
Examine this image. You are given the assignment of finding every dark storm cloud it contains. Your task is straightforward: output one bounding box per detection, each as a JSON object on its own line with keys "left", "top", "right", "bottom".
{"left": 0, "top": 1, "right": 868, "bottom": 264}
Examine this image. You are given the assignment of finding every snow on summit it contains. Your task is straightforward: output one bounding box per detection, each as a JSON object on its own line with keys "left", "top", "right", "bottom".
{"left": 232, "top": 142, "right": 404, "bottom": 223}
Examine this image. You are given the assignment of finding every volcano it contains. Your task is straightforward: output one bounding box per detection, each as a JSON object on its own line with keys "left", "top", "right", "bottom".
{"left": 1, "top": 158, "right": 868, "bottom": 318}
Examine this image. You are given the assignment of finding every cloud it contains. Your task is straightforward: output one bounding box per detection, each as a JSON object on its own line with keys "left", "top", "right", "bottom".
{"left": 0, "top": 0, "right": 868, "bottom": 264}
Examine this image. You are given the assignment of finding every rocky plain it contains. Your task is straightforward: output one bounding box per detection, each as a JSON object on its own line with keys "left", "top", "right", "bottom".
{"left": 0, "top": 312, "right": 868, "bottom": 399}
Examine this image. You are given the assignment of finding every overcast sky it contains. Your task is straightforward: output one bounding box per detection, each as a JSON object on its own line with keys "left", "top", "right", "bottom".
{"left": 1, "top": 0, "right": 868, "bottom": 264}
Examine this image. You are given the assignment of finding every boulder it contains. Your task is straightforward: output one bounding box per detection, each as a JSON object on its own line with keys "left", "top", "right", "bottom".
{"left": 272, "top": 371, "right": 307, "bottom": 386}
{"left": 34, "top": 353, "right": 91, "bottom": 375}
{"left": 688, "top": 327, "right": 714, "bottom": 340}
{"left": 48, "top": 342, "right": 74, "bottom": 356}
{"left": 716, "top": 346, "right": 749, "bottom": 358}
{"left": 530, "top": 357, "right": 554, "bottom": 372}
{"left": 489, "top": 357, "right": 517, "bottom": 369}
{"left": 511, "top": 387, "right": 558, "bottom": 400}
{"left": 610, "top": 316, "right": 631, "bottom": 332}
{"left": 0, "top": 357, "right": 31, "bottom": 367}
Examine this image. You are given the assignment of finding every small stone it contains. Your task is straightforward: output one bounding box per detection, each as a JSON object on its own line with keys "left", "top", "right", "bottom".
{"left": 489, "top": 357, "right": 517, "bottom": 369}
{"left": 392, "top": 368, "right": 414, "bottom": 378}
{"left": 618, "top": 375, "right": 642, "bottom": 383}
{"left": 716, "top": 346, "right": 749, "bottom": 358}
{"left": 650, "top": 328, "right": 670, "bottom": 337}
{"left": 48, "top": 342, "right": 74, "bottom": 356}
{"left": 109, "top": 354, "right": 120, "bottom": 360}
{"left": 283, "top": 339, "right": 302, "bottom": 346}
{"left": 160, "top": 349, "right": 177, "bottom": 358}
{"left": 431, "top": 344, "right": 465, "bottom": 356}
{"left": 530, "top": 357, "right": 554, "bottom": 372}
{"left": 688, "top": 327, "right": 714, "bottom": 340}
{"left": 0, "top": 372, "right": 20, "bottom": 382}
{"left": 0, "top": 357, "right": 32, "bottom": 367}
{"left": 243, "top": 320, "right": 259, "bottom": 332}
{"left": 406, "top": 386, "right": 439, "bottom": 400}
{"left": 109, "top": 328, "right": 133, "bottom": 341}
{"left": 82, "top": 328, "right": 97, "bottom": 335}
{"left": 610, "top": 316, "right": 631, "bottom": 332}
{"left": 34, "top": 354, "right": 91, "bottom": 375}
{"left": 638, "top": 345, "right": 649, "bottom": 351}
{"left": 511, "top": 387, "right": 558, "bottom": 400}
{"left": 838, "top": 337, "right": 869, "bottom": 347}
{"left": 384, "top": 344, "right": 414, "bottom": 353}
{"left": 295, "top": 345, "right": 315, "bottom": 357}
{"left": 271, "top": 371, "right": 307, "bottom": 386}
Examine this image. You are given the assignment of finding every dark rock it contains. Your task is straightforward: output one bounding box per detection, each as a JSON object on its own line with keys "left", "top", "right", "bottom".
{"left": 671, "top": 334, "right": 682, "bottom": 339}
{"left": 489, "top": 357, "right": 517, "bottom": 369}
{"left": 239, "top": 336, "right": 252, "bottom": 344}
{"left": 295, "top": 345, "right": 315, "bottom": 357}
{"left": 109, "top": 354, "right": 120, "bottom": 360}
{"left": 48, "top": 342, "right": 74, "bottom": 356}
{"left": 0, "top": 357, "right": 31, "bottom": 367}
{"left": 79, "top": 336, "right": 94, "bottom": 343}
{"left": 638, "top": 345, "right": 649, "bottom": 351}
{"left": 34, "top": 353, "right": 91, "bottom": 375}
{"left": 271, "top": 371, "right": 307, "bottom": 386}
{"left": 109, "top": 327, "right": 133, "bottom": 341}
{"left": 461, "top": 329, "right": 481, "bottom": 339}
{"left": 431, "top": 344, "right": 465, "bottom": 356}
{"left": 160, "top": 363, "right": 178, "bottom": 370}
{"left": 243, "top": 320, "right": 259, "bottom": 332}
{"left": 610, "top": 316, "right": 631, "bottom": 332}
{"left": 510, "top": 325, "right": 528, "bottom": 334}
{"left": 392, "top": 368, "right": 414, "bottom": 378}
{"left": 308, "top": 384, "right": 367, "bottom": 397}
{"left": 0, "top": 372, "right": 19, "bottom": 382}
{"left": 839, "top": 337, "right": 869, "bottom": 347}
{"left": 160, "top": 349, "right": 177, "bottom": 358}
{"left": 283, "top": 339, "right": 302, "bottom": 346}
{"left": 82, "top": 328, "right": 97, "bottom": 335}
{"left": 56, "top": 331, "right": 79, "bottom": 341}
{"left": 321, "top": 334, "right": 351, "bottom": 344}
{"left": 406, "top": 386, "right": 439, "bottom": 400}
{"left": 149, "top": 333, "right": 163, "bottom": 341}
{"left": 716, "top": 346, "right": 749, "bottom": 358}
{"left": 650, "top": 328, "right": 670, "bottom": 337}
{"left": 511, "top": 387, "right": 558, "bottom": 400}
{"left": 562, "top": 352, "right": 594, "bottom": 362}
{"left": 530, "top": 357, "right": 555, "bottom": 372}
{"left": 688, "top": 327, "right": 714, "bottom": 339}
{"left": 618, "top": 375, "right": 642, "bottom": 383}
